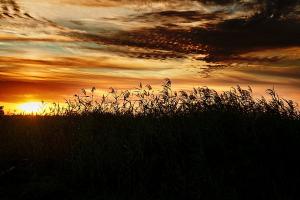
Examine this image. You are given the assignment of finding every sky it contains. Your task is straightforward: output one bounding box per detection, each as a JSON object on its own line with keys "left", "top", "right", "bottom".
{"left": 0, "top": 0, "right": 300, "bottom": 112}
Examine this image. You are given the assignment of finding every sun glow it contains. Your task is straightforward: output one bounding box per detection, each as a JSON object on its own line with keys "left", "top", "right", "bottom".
{"left": 18, "top": 102, "right": 44, "bottom": 114}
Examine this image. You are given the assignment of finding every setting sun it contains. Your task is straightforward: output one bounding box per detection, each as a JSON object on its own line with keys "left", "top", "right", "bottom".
{"left": 18, "top": 102, "right": 44, "bottom": 114}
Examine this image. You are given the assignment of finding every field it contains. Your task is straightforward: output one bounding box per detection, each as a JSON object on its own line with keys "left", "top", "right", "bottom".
{"left": 1, "top": 81, "right": 300, "bottom": 200}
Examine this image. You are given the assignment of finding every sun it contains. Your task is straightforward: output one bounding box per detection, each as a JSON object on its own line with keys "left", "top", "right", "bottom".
{"left": 18, "top": 102, "right": 44, "bottom": 114}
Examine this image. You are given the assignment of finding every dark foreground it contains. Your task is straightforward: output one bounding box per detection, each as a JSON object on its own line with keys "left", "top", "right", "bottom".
{"left": 0, "top": 85, "right": 300, "bottom": 200}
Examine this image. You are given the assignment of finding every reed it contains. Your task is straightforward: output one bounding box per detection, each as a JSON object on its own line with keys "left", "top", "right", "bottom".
{"left": 0, "top": 80, "right": 299, "bottom": 200}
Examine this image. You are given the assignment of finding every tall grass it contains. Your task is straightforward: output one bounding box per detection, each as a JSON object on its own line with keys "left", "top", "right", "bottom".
{"left": 43, "top": 79, "right": 299, "bottom": 119}
{"left": 0, "top": 79, "right": 300, "bottom": 200}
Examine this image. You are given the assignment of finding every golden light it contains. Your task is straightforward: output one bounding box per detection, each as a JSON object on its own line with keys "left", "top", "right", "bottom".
{"left": 18, "top": 102, "right": 44, "bottom": 114}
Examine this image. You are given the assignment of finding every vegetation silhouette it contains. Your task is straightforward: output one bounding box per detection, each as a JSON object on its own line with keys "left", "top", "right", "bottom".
{"left": 0, "top": 106, "right": 4, "bottom": 117}
{"left": 0, "top": 79, "right": 300, "bottom": 200}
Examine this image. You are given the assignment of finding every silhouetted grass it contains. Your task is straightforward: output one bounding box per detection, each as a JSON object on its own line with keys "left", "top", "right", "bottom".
{"left": 0, "top": 79, "right": 300, "bottom": 200}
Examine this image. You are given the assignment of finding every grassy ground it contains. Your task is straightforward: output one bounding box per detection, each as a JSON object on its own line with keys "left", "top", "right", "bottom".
{"left": 1, "top": 81, "right": 300, "bottom": 200}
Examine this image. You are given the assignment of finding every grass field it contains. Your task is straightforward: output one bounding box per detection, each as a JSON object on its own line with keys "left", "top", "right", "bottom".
{"left": 1, "top": 80, "right": 300, "bottom": 200}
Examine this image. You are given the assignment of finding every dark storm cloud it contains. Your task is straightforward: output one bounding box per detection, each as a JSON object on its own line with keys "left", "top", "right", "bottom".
{"left": 198, "top": 18, "right": 300, "bottom": 62}
{"left": 195, "top": 0, "right": 299, "bottom": 15}
{"left": 249, "top": 0, "right": 299, "bottom": 19}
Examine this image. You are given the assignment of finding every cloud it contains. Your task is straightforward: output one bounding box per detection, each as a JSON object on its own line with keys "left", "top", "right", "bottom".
{"left": 73, "top": 0, "right": 300, "bottom": 19}
{"left": 193, "top": 0, "right": 300, "bottom": 19}
{"left": 251, "top": 0, "right": 300, "bottom": 19}
{"left": 131, "top": 10, "right": 226, "bottom": 23}
{"left": 117, "top": 9, "right": 231, "bottom": 32}
{"left": 0, "top": 0, "right": 73, "bottom": 41}
{"left": 57, "top": 0, "right": 298, "bottom": 67}
{"left": 233, "top": 64, "right": 300, "bottom": 80}
{"left": 200, "top": 18, "right": 300, "bottom": 62}
{"left": 73, "top": 16, "right": 300, "bottom": 64}
{"left": 0, "top": 0, "right": 35, "bottom": 19}
{"left": 57, "top": 0, "right": 199, "bottom": 8}
{"left": 69, "top": 30, "right": 195, "bottom": 60}
{"left": 0, "top": 56, "right": 170, "bottom": 75}
{"left": 10, "top": 0, "right": 297, "bottom": 66}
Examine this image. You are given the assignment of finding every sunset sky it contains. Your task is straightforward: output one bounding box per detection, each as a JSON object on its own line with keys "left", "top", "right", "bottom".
{"left": 0, "top": 0, "right": 300, "bottom": 112}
